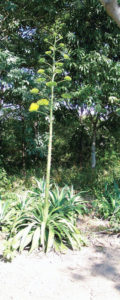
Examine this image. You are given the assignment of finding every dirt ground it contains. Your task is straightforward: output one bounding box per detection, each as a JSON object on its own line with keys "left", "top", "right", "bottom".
{"left": 0, "top": 216, "right": 120, "bottom": 300}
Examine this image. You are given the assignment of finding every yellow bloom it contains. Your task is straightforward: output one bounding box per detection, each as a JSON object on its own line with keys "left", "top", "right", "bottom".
{"left": 64, "top": 76, "right": 72, "bottom": 81}
{"left": 49, "top": 46, "right": 54, "bottom": 51}
{"left": 30, "top": 88, "right": 39, "bottom": 94}
{"left": 45, "top": 51, "right": 52, "bottom": 55}
{"left": 37, "top": 99, "right": 49, "bottom": 106}
{"left": 37, "top": 69, "right": 45, "bottom": 74}
{"left": 29, "top": 103, "right": 39, "bottom": 112}
{"left": 63, "top": 54, "right": 70, "bottom": 60}
{"left": 59, "top": 43, "right": 65, "bottom": 48}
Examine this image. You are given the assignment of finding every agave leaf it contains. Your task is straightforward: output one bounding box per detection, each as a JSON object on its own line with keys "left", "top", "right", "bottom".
{"left": 49, "top": 191, "right": 57, "bottom": 205}
{"left": 49, "top": 206, "right": 63, "bottom": 216}
{"left": 50, "top": 220, "right": 63, "bottom": 237}
{"left": 23, "top": 233, "right": 33, "bottom": 250}
{"left": 30, "top": 227, "right": 41, "bottom": 253}
{"left": 59, "top": 218, "right": 74, "bottom": 231}
{"left": 72, "top": 229, "right": 81, "bottom": 247}
{"left": 41, "top": 221, "right": 46, "bottom": 248}
{"left": 57, "top": 241, "right": 67, "bottom": 253}
{"left": 67, "top": 231, "right": 79, "bottom": 249}
{"left": 19, "top": 223, "right": 35, "bottom": 252}
{"left": 46, "top": 226, "right": 54, "bottom": 252}
{"left": 54, "top": 240, "right": 61, "bottom": 252}
{"left": 60, "top": 226, "right": 74, "bottom": 248}
{"left": 11, "top": 237, "right": 21, "bottom": 250}
{"left": 14, "top": 228, "right": 27, "bottom": 239}
{"left": 11, "top": 232, "right": 32, "bottom": 251}
{"left": 59, "top": 186, "right": 68, "bottom": 201}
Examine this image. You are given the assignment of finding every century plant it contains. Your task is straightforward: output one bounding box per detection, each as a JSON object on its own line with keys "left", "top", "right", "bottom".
{"left": 2, "top": 179, "right": 87, "bottom": 260}
{"left": 29, "top": 23, "right": 72, "bottom": 248}
{"left": 2, "top": 24, "right": 86, "bottom": 260}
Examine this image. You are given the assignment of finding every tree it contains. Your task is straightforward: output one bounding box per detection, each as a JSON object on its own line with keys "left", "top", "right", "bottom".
{"left": 70, "top": 49, "right": 120, "bottom": 168}
{"left": 0, "top": 0, "right": 120, "bottom": 175}
{"left": 99, "top": 0, "right": 120, "bottom": 27}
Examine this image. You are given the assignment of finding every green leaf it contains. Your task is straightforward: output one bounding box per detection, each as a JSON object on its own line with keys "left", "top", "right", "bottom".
{"left": 95, "top": 104, "right": 102, "bottom": 113}
{"left": 30, "top": 227, "right": 41, "bottom": 253}
{"left": 11, "top": 237, "right": 21, "bottom": 250}
{"left": 23, "top": 233, "right": 33, "bottom": 249}
{"left": 39, "top": 58, "right": 46, "bottom": 63}
{"left": 61, "top": 93, "right": 72, "bottom": 99}
{"left": 46, "top": 226, "right": 54, "bottom": 252}
{"left": 55, "top": 69, "right": 62, "bottom": 74}
{"left": 116, "top": 108, "right": 120, "bottom": 115}
{"left": 41, "top": 221, "right": 46, "bottom": 248}
{"left": 19, "top": 223, "right": 35, "bottom": 252}
{"left": 36, "top": 77, "right": 46, "bottom": 83}
{"left": 54, "top": 240, "right": 61, "bottom": 252}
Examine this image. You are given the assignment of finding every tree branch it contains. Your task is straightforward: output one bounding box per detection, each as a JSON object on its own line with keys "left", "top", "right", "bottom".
{"left": 99, "top": 0, "right": 120, "bottom": 27}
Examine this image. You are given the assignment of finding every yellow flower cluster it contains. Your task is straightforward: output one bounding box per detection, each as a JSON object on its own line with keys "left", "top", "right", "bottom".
{"left": 64, "top": 76, "right": 72, "bottom": 81}
{"left": 29, "top": 103, "right": 39, "bottom": 112}
{"left": 63, "top": 54, "right": 70, "bottom": 60}
{"left": 45, "top": 51, "right": 52, "bottom": 55}
{"left": 37, "top": 69, "right": 45, "bottom": 74}
{"left": 29, "top": 99, "right": 49, "bottom": 112}
{"left": 30, "top": 88, "right": 39, "bottom": 94}
{"left": 37, "top": 99, "right": 49, "bottom": 106}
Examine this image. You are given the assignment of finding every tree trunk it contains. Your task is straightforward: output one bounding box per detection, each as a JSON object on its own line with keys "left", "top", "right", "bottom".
{"left": 99, "top": 0, "right": 120, "bottom": 27}
{"left": 91, "top": 132, "right": 96, "bottom": 168}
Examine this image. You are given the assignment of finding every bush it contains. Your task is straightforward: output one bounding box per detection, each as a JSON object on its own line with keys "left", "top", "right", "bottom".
{"left": 3, "top": 180, "right": 87, "bottom": 261}
{"left": 93, "top": 181, "right": 120, "bottom": 221}
{"left": 0, "top": 168, "right": 11, "bottom": 196}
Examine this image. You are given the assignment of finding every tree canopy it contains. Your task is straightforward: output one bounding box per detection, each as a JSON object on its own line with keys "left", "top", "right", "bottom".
{"left": 0, "top": 0, "right": 120, "bottom": 179}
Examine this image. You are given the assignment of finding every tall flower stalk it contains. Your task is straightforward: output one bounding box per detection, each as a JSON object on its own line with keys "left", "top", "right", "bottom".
{"left": 44, "top": 43, "right": 55, "bottom": 220}
{"left": 29, "top": 24, "right": 71, "bottom": 246}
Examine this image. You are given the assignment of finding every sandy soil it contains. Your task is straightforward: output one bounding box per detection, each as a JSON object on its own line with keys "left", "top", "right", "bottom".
{"left": 0, "top": 217, "right": 120, "bottom": 300}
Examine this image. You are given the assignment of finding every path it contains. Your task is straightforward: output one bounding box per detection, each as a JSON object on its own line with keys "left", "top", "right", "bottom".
{"left": 0, "top": 217, "right": 120, "bottom": 300}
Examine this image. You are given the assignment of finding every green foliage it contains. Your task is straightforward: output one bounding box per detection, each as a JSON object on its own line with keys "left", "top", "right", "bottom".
{"left": 0, "top": 200, "right": 10, "bottom": 229}
{"left": 0, "top": 198, "right": 16, "bottom": 233}
{"left": 49, "top": 185, "right": 88, "bottom": 215}
{"left": 1, "top": 0, "right": 120, "bottom": 251}
{"left": 3, "top": 180, "right": 86, "bottom": 260}
{"left": 93, "top": 181, "right": 120, "bottom": 221}
{"left": 1, "top": 0, "right": 120, "bottom": 175}
{"left": 0, "top": 168, "right": 11, "bottom": 195}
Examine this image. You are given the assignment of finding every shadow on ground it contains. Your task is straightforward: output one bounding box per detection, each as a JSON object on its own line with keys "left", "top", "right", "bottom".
{"left": 69, "top": 244, "right": 120, "bottom": 293}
